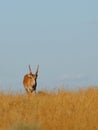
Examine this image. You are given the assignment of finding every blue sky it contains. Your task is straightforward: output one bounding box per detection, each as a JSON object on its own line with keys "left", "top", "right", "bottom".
{"left": 0, "top": 0, "right": 98, "bottom": 92}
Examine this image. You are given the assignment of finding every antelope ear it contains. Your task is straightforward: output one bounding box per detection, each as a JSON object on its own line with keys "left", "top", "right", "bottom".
{"left": 29, "top": 65, "right": 32, "bottom": 74}
{"left": 35, "top": 64, "right": 39, "bottom": 76}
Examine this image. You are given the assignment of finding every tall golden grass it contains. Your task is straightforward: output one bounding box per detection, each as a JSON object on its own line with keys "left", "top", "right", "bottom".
{"left": 0, "top": 87, "right": 98, "bottom": 130}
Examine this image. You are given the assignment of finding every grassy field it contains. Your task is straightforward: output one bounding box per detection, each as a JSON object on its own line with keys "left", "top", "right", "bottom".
{"left": 0, "top": 87, "right": 98, "bottom": 130}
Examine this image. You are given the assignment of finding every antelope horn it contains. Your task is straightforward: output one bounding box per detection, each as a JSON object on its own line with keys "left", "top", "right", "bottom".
{"left": 29, "top": 65, "right": 32, "bottom": 74}
{"left": 35, "top": 64, "right": 39, "bottom": 75}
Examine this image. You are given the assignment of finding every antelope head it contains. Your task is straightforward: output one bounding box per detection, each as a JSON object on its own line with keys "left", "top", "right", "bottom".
{"left": 23, "top": 65, "right": 39, "bottom": 95}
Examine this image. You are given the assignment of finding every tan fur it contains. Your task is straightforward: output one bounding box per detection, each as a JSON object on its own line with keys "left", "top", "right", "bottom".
{"left": 23, "top": 65, "right": 39, "bottom": 95}
{"left": 23, "top": 74, "right": 35, "bottom": 87}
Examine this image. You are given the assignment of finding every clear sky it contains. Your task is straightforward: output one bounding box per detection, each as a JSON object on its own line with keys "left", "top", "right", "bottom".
{"left": 0, "top": 0, "right": 98, "bottom": 92}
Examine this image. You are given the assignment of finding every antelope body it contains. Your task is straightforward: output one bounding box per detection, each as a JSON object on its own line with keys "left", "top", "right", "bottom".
{"left": 23, "top": 65, "right": 39, "bottom": 95}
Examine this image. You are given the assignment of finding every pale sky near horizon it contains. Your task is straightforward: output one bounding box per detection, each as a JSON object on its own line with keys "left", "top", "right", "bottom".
{"left": 0, "top": 0, "right": 98, "bottom": 92}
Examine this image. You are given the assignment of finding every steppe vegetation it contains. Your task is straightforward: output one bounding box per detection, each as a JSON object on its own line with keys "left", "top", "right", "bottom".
{"left": 0, "top": 87, "right": 98, "bottom": 130}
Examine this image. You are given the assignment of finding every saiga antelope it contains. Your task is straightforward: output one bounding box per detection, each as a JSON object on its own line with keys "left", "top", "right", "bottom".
{"left": 23, "top": 65, "right": 39, "bottom": 95}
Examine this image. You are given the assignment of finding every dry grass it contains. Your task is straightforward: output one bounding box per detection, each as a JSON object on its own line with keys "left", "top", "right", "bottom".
{"left": 0, "top": 87, "right": 98, "bottom": 130}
